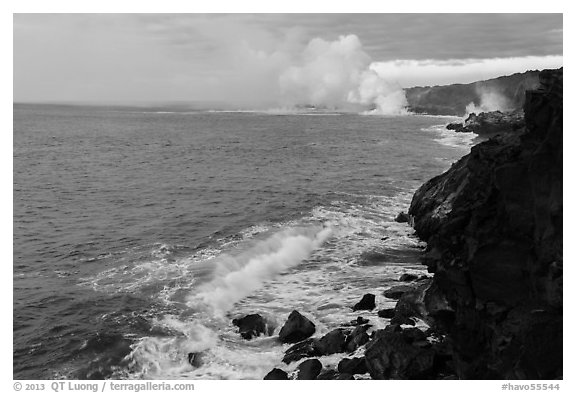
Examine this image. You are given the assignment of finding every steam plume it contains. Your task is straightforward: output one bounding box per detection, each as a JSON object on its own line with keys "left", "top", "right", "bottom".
{"left": 277, "top": 35, "right": 407, "bottom": 114}
{"left": 465, "top": 87, "right": 511, "bottom": 114}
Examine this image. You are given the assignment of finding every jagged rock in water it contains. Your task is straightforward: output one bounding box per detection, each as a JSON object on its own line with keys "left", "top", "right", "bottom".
{"left": 377, "top": 308, "right": 395, "bottom": 319}
{"left": 345, "top": 325, "right": 370, "bottom": 352}
{"left": 296, "top": 359, "right": 323, "bottom": 380}
{"left": 389, "top": 315, "right": 415, "bottom": 326}
{"left": 408, "top": 68, "right": 563, "bottom": 379}
{"left": 399, "top": 273, "right": 419, "bottom": 282}
{"left": 232, "top": 314, "right": 269, "bottom": 340}
{"left": 352, "top": 293, "right": 376, "bottom": 311}
{"left": 282, "top": 338, "right": 320, "bottom": 364}
{"left": 263, "top": 368, "right": 289, "bottom": 380}
{"left": 383, "top": 285, "right": 414, "bottom": 300}
{"left": 394, "top": 212, "right": 411, "bottom": 223}
{"left": 446, "top": 122, "right": 465, "bottom": 132}
{"left": 278, "top": 310, "right": 316, "bottom": 344}
{"left": 316, "top": 328, "right": 349, "bottom": 355}
{"left": 346, "top": 316, "right": 370, "bottom": 326}
{"left": 187, "top": 352, "right": 202, "bottom": 368}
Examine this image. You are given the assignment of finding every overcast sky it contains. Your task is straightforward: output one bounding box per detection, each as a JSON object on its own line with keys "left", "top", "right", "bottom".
{"left": 13, "top": 14, "right": 563, "bottom": 105}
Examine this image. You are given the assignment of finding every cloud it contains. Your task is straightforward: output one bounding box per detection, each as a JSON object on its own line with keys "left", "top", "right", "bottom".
{"left": 13, "top": 14, "right": 563, "bottom": 107}
{"left": 371, "top": 56, "right": 563, "bottom": 88}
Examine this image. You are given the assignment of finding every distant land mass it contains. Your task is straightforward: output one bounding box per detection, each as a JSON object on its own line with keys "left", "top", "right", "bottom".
{"left": 405, "top": 70, "right": 541, "bottom": 116}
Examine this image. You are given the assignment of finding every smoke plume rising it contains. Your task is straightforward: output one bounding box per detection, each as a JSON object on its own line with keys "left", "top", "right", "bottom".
{"left": 465, "top": 87, "right": 512, "bottom": 114}
{"left": 276, "top": 35, "right": 407, "bottom": 114}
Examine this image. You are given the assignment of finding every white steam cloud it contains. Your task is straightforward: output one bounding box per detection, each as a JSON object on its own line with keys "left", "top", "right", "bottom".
{"left": 465, "top": 88, "right": 512, "bottom": 114}
{"left": 277, "top": 35, "right": 407, "bottom": 114}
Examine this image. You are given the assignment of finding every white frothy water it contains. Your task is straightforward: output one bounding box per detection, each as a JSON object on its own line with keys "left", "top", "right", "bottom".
{"left": 82, "top": 191, "right": 431, "bottom": 380}
{"left": 132, "top": 318, "right": 217, "bottom": 373}
{"left": 422, "top": 123, "right": 477, "bottom": 151}
{"left": 190, "top": 226, "right": 332, "bottom": 314}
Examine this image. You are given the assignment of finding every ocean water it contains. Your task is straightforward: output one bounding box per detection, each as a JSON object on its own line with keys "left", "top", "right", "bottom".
{"left": 13, "top": 104, "right": 472, "bottom": 380}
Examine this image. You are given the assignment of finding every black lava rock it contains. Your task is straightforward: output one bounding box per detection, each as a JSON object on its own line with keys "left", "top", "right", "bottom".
{"left": 232, "top": 314, "right": 268, "bottom": 340}
{"left": 282, "top": 338, "right": 320, "bottom": 364}
{"left": 383, "top": 285, "right": 414, "bottom": 300}
{"left": 338, "top": 357, "right": 369, "bottom": 375}
{"left": 390, "top": 315, "right": 416, "bottom": 326}
{"left": 345, "top": 316, "right": 370, "bottom": 326}
{"left": 297, "top": 359, "right": 323, "bottom": 380}
{"left": 365, "top": 327, "right": 436, "bottom": 379}
{"left": 352, "top": 294, "right": 376, "bottom": 311}
{"left": 263, "top": 368, "right": 289, "bottom": 380}
{"left": 394, "top": 212, "right": 411, "bottom": 223}
{"left": 278, "top": 310, "right": 316, "bottom": 344}
{"left": 345, "top": 325, "right": 370, "bottom": 353}
{"left": 377, "top": 308, "right": 395, "bottom": 319}
{"left": 399, "top": 273, "right": 419, "bottom": 282}
{"left": 187, "top": 352, "right": 202, "bottom": 368}
{"left": 316, "top": 328, "right": 348, "bottom": 355}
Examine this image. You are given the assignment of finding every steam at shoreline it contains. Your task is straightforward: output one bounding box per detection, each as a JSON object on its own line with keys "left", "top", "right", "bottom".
{"left": 275, "top": 35, "right": 409, "bottom": 115}
{"left": 465, "top": 88, "right": 512, "bottom": 114}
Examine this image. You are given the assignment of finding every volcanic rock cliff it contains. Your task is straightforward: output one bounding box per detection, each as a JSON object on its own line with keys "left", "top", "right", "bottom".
{"left": 447, "top": 109, "right": 525, "bottom": 136}
{"left": 405, "top": 70, "right": 540, "bottom": 116}
{"left": 408, "top": 68, "right": 563, "bottom": 379}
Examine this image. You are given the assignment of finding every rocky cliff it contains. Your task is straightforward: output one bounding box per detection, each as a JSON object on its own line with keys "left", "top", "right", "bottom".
{"left": 405, "top": 70, "right": 540, "bottom": 116}
{"left": 408, "top": 68, "right": 562, "bottom": 379}
{"left": 447, "top": 109, "right": 525, "bottom": 136}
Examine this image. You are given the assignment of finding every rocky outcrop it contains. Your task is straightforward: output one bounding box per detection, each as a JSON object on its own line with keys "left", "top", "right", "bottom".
{"left": 394, "top": 212, "right": 411, "bottom": 223}
{"left": 187, "top": 352, "right": 202, "bottom": 368}
{"left": 446, "top": 109, "right": 525, "bottom": 136}
{"left": 282, "top": 324, "right": 371, "bottom": 364}
{"left": 364, "top": 325, "right": 439, "bottom": 379}
{"left": 408, "top": 68, "right": 563, "bottom": 379}
{"left": 406, "top": 70, "right": 540, "bottom": 116}
{"left": 282, "top": 338, "right": 319, "bottom": 364}
{"left": 232, "top": 314, "right": 270, "bottom": 340}
{"left": 338, "top": 357, "right": 369, "bottom": 375}
{"left": 344, "top": 316, "right": 370, "bottom": 326}
{"left": 278, "top": 310, "right": 316, "bottom": 343}
{"left": 377, "top": 308, "right": 395, "bottom": 319}
{"left": 316, "top": 328, "right": 348, "bottom": 355}
{"left": 352, "top": 294, "right": 376, "bottom": 311}
{"left": 399, "top": 273, "right": 419, "bottom": 282}
{"left": 383, "top": 285, "right": 414, "bottom": 300}
{"left": 345, "top": 325, "right": 370, "bottom": 352}
{"left": 263, "top": 368, "right": 289, "bottom": 380}
{"left": 296, "top": 359, "right": 323, "bottom": 380}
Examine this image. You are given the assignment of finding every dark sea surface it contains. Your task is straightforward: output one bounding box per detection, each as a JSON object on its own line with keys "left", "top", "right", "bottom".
{"left": 13, "top": 104, "right": 472, "bottom": 379}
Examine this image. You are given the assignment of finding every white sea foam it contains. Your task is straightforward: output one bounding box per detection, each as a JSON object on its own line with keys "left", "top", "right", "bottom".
{"left": 123, "top": 317, "right": 220, "bottom": 379}
{"left": 422, "top": 124, "right": 477, "bottom": 150}
{"left": 189, "top": 225, "right": 332, "bottom": 314}
{"left": 83, "top": 190, "right": 430, "bottom": 380}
